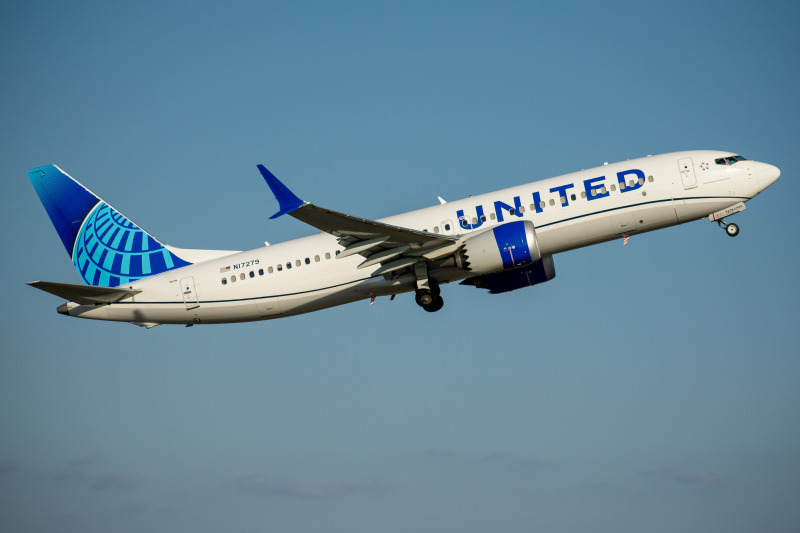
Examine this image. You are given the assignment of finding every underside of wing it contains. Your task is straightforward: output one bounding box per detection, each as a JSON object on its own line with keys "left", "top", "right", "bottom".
{"left": 28, "top": 280, "right": 141, "bottom": 304}
{"left": 258, "top": 165, "right": 461, "bottom": 274}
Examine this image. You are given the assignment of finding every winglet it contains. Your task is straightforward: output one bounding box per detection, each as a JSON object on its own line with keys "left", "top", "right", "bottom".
{"left": 257, "top": 164, "right": 305, "bottom": 219}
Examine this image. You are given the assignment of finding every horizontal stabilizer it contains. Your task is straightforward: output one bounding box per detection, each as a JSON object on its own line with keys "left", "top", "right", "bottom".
{"left": 28, "top": 280, "right": 141, "bottom": 304}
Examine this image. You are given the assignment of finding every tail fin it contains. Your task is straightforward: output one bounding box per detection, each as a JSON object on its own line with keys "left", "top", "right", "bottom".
{"left": 28, "top": 165, "right": 191, "bottom": 287}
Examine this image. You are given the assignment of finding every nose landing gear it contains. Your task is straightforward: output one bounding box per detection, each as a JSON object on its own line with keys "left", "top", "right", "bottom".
{"left": 717, "top": 219, "right": 740, "bottom": 237}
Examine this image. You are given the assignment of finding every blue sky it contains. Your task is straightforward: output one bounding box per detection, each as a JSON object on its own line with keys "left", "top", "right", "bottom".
{"left": 1, "top": 1, "right": 799, "bottom": 532}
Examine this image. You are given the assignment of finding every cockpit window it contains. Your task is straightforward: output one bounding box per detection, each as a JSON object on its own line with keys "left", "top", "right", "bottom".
{"left": 715, "top": 155, "right": 747, "bottom": 165}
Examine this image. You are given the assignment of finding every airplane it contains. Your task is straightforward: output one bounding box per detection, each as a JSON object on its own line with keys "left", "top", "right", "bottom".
{"left": 27, "top": 150, "right": 779, "bottom": 327}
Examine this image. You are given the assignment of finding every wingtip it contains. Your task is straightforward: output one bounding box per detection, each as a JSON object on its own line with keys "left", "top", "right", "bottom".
{"left": 257, "top": 164, "right": 304, "bottom": 218}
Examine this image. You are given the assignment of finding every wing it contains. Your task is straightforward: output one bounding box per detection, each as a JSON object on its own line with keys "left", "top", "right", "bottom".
{"left": 28, "top": 280, "right": 141, "bottom": 304}
{"left": 257, "top": 165, "right": 460, "bottom": 275}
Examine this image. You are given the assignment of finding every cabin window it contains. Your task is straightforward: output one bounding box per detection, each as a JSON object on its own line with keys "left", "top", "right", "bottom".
{"left": 539, "top": 201, "right": 545, "bottom": 209}
{"left": 648, "top": 175, "right": 654, "bottom": 182}
{"left": 610, "top": 184, "right": 617, "bottom": 192}
{"left": 549, "top": 199, "right": 555, "bottom": 206}
{"left": 258, "top": 268, "right": 264, "bottom": 275}
{"left": 560, "top": 196, "right": 567, "bottom": 205}
{"left": 325, "top": 252, "right": 331, "bottom": 260}
{"left": 519, "top": 206, "right": 525, "bottom": 213}
{"left": 570, "top": 194, "right": 576, "bottom": 201}
{"left": 335, "top": 250, "right": 340, "bottom": 256}
{"left": 433, "top": 226, "right": 440, "bottom": 233}
{"left": 490, "top": 213, "right": 496, "bottom": 220}
{"left": 461, "top": 219, "right": 468, "bottom": 228}
{"left": 638, "top": 177, "right": 644, "bottom": 186}
{"left": 249, "top": 271, "right": 255, "bottom": 278}
{"left": 286, "top": 262, "right": 292, "bottom": 269}
{"left": 277, "top": 264, "right": 282, "bottom": 271}
{"left": 221, "top": 278, "right": 227, "bottom": 285}
{"left": 472, "top": 217, "right": 478, "bottom": 224}
{"left": 231, "top": 275, "right": 236, "bottom": 282}
{"left": 268, "top": 266, "right": 274, "bottom": 273}
{"left": 582, "top": 191, "right": 587, "bottom": 198}
{"left": 295, "top": 259, "right": 301, "bottom": 267}
{"left": 240, "top": 273, "right": 245, "bottom": 280}
{"left": 305, "top": 258, "right": 310, "bottom": 265}
{"left": 601, "top": 186, "right": 607, "bottom": 194}
{"left": 481, "top": 215, "right": 487, "bottom": 222}
{"left": 445, "top": 223, "right": 451, "bottom": 231}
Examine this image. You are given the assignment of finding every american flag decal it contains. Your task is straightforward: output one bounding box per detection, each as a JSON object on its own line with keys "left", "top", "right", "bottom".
{"left": 220, "top": 266, "right": 230, "bottom": 273}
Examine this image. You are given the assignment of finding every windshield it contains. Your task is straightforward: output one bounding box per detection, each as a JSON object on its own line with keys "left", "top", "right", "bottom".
{"left": 715, "top": 155, "right": 747, "bottom": 165}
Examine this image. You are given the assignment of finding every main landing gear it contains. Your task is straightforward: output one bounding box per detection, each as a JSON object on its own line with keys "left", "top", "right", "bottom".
{"left": 414, "top": 261, "right": 444, "bottom": 312}
{"left": 716, "top": 219, "right": 740, "bottom": 237}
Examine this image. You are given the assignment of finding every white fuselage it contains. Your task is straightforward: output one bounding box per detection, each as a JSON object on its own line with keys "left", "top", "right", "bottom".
{"left": 63, "top": 151, "right": 779, "bottom": 325}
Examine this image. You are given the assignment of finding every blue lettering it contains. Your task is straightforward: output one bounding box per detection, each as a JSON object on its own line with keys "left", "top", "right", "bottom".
{"left": 549, "top": 183, "right": 575, "bottom": 206}
{"left": 617, "top": 169, "right": 645, "bottom": 192}
{"left": 494, "top": 196, "right": 523, "bottom": 223}
{"left": 532, "top": 191, "right": 543, "bottom": 213}
{"left": 456, "top": 205, "right": 485, "bottom": 230}
{"left": 583, "top": 176, "right": 609, "bottom": 201}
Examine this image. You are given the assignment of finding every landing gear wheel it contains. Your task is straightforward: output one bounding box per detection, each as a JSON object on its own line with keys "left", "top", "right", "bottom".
{"left": 726, "top": 223, "right": 739, "bottom": 237}
{"left": 415, "top": 289, "right": 434, "bottom": 307}
{"left": 423, "top": 295, "right": 444, "bottom": 313}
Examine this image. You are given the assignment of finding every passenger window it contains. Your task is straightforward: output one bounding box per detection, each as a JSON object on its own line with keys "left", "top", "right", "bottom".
{"left": 519, "top": 206, "right": 525, "bottom": 213}
{"left": 490, "top": 213, "right": 496, "bottom": 220}
{"left": 445, "top": 223, "right": 451, "bottom": 231}
{"left": 277, "top": 264, "right": 282, "bottom": 271}
{"left": 325, "top": 252, "right": 331, "bottom": 260}
{"left": 461, "top": 219, "right": 468, "bottom": 228}
{"left": 221, "top": 278, "right": 227, "bottom": 285}
{"left": 434, "top": 226, "right": 440, "bottom": 233}
{"left": 268, "top": 266, "right": 274, "bottom": 273}
{"left": 647, "top": 175, "right": 654, "bottom": 182}
{"left": 570, "top": 194, "right": 576, "bottom": 201}
{"left": 582, "top": 191, "right": 587, "bottom": 198}
{"left": 258, "top": 268, "right": 264, "bottom": 275}
{"left": 610, "top": 184, "right": 616, "bottom": 191}
{"left": 560, "top": 196, "right": 567, "bottom": 205}
{"left": 335, "top": 250, "right": 340, "bottom": 256}
{"left": 231, "top": 275, "right": 236, "bottom": 282}
{"left": 249, "top": 271, "right": 255, "bottom": 278}
{"left": 509, "top": 208, "right": 515, "bottom": 215}
{"left": 539, "top": 201, "right": 545, "bottom": 209}
{"left": 286, "top": 262, "right": 292, "bottom": 269}
{"left": 638, "top": 177, "right": 644, "bottom": 185}
{"left": 601, "top": 186, "right": 607, "bottom": 194}
{"left": 472, "top": 217, "right": 478, "bottom": 224}
{"left": 314, "top": 255, "right": 320, "bottom": 262}
{"left": 481, "top": 215, "right": 487, "bottom": 222}
{"left": 240, "top": 273, "right": 245, "bottom": 280}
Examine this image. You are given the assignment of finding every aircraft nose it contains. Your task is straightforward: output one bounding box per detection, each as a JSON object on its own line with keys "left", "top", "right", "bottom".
{"left": 758, "top": 163, "right": 780, "bottom": 190}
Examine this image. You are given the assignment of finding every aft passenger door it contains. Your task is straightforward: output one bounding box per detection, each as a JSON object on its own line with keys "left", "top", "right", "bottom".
{"left": 678, "top": 157, "right": 697, "bottom": 189}
{"left": 180, "top": 276, "right": 200, "bottom": 310}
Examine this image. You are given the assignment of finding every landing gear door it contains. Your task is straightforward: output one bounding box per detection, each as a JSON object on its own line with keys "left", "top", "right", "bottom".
{"left": 180, "top": 276, "right": 200, "bottom": 310}
{"left": 679, "top": 157, "right": 697, "bottom": 189}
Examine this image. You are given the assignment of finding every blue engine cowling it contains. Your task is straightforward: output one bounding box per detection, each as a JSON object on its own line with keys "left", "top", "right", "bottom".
{"left": 461, "top": 255, "right": 556, "bottom": 293}
{"left": 456, "top": 220, "right": 541, "bottom": 275}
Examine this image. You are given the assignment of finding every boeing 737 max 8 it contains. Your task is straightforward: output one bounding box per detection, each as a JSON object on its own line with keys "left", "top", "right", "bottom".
{"left": 27, "top": 150, "right": 779, "bottom": 327}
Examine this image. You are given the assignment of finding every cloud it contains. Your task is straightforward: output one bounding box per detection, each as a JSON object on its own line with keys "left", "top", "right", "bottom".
{"left": 481, "top": 451, "right": 549, "bottom": 472}
{"left": 232, "top": 474, "right": 388, "bottom": 500}
{"left": 91, "top": 473, "right": 144, "bottom": 491}
{"left": 640, "top": 469, "right": 730, "bottom": 486}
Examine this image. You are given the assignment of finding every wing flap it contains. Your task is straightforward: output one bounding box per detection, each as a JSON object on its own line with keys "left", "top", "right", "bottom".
{"left": 28, "top": 281, "right": 141, "bottom": 304}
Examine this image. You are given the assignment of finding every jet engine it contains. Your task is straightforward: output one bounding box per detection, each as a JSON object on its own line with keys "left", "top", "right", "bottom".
{"left": 455, "top": 220, "right": 541, "bottom": 275}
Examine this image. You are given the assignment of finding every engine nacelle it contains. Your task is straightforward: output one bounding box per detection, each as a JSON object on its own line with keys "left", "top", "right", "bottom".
{"left": 462, "top": 255, "right": 556, "bottom": 293}
{"left": 456, "top": 220, "right": 541, "bottom": 275}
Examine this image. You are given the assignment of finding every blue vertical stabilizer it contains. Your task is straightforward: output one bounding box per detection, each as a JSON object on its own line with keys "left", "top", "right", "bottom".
{"left": 28, "top": 165, "right": 191, "bottom": 287}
